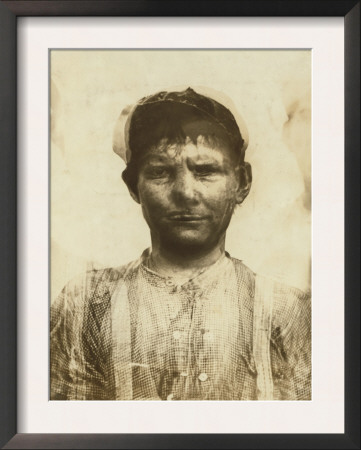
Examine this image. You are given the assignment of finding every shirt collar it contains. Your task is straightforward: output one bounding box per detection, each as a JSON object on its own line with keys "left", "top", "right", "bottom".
{"left": 139, "top": 248, "right": 233, "bottom": 291}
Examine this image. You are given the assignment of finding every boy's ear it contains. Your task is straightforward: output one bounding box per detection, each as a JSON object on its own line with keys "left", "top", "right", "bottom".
{"left": 128, "top": 187, "right": 140, "bottom": 204}
{"left": 236, "top": 162, "right": 252, "bottom": 204}
{"left": 122, "top": 172, "right": 140, "bottom": 204}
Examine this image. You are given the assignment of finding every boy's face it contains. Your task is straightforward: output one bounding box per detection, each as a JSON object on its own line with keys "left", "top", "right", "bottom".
{"left": 129, "top": 119, "right": 249, "bottom": 254}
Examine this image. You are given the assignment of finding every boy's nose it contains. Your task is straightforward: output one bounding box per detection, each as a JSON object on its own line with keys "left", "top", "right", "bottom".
{"left": 172, "top": 170, "right": 198, "bottom": 204}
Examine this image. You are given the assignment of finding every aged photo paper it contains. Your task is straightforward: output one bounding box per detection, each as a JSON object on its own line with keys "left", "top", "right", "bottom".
{"left": 50, "top": 50, "right": 311, "bottom": 401}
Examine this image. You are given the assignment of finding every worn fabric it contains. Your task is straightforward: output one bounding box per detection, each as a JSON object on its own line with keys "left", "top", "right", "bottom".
{"left": 112, "top": 87, "right": 249, "bottom": 164}
{"left": 50, "top": 252, "right": 311, "bottom": 401}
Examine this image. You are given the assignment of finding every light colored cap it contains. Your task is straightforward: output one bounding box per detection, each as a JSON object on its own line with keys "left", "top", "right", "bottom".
{"left": 113, "top": 87, "right": 249, "bottom": 164}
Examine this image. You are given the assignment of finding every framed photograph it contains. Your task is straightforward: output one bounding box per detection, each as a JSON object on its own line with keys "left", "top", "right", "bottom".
{"left": 0, "top": 1, "right": 359, "bottom": 448}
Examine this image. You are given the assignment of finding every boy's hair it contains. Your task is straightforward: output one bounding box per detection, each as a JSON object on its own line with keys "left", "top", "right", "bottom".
{"left": 122, "top": 101, "right": 244, "bottom": 193}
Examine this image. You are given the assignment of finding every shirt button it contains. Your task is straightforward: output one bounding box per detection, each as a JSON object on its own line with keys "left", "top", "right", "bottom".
{"left": 166, "top": 279, "right": 174, "bottom": 287}
{"left": 198, "top": 373, "right": 208, "bottom": 382}
{"left": 204, "top": 332, "right": 213, "bottom": 341}
{"left": 180, "top": 372, "right": 188, "bottom": 377}
{"left": 173, "top": 330, "right": 182, "bottom": 340}
{"left": 96, "top": 285, "right": 108, "bottom": 297}
{"left": 167, "top": 393, "right": 174, "bottom": 401}
{"left": 168, "top": 306, "right": 178, "bottom": 319}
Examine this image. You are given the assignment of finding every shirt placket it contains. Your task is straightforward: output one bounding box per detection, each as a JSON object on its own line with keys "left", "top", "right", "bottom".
{"left": 190, "top": 289, "right": 212, "bottom": 399}
{"left": 164, "top": 283, "right": 200, "bottom": 400}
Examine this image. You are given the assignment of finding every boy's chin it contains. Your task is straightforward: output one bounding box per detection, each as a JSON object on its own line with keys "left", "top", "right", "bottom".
{"left": 161, "top": 232, "right": 217, "bottom": 255}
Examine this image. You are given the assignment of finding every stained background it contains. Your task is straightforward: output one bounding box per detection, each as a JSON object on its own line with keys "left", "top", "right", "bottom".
{"left": 51, "top": 50, "right": 311, "bottom": 302}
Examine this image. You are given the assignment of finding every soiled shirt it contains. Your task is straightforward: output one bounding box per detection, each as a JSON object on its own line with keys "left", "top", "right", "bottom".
{"left": 50, "top": 253, "right": 311, "bottom": 401}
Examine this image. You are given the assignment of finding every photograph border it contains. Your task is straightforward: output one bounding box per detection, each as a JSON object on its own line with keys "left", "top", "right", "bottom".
{"left": 0, "top": 1, "right": 359, "bottom": 448}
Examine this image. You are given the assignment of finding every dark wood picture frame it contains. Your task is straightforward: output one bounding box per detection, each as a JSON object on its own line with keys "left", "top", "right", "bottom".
{"left": 0, "top": 1, "right": 359, "bottom": 448}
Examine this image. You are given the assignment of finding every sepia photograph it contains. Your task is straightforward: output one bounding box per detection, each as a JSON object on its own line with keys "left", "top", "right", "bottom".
{"left": 50, "top": 50, "right": 311, "bottom": 401}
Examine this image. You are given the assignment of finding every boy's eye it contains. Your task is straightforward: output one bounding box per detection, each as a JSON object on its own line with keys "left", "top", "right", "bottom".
{"left": 148, "top": 166, "right": 168, "bottom": 177}
{"left": 194, "top": 165, "right": 218, "bottom": 175}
